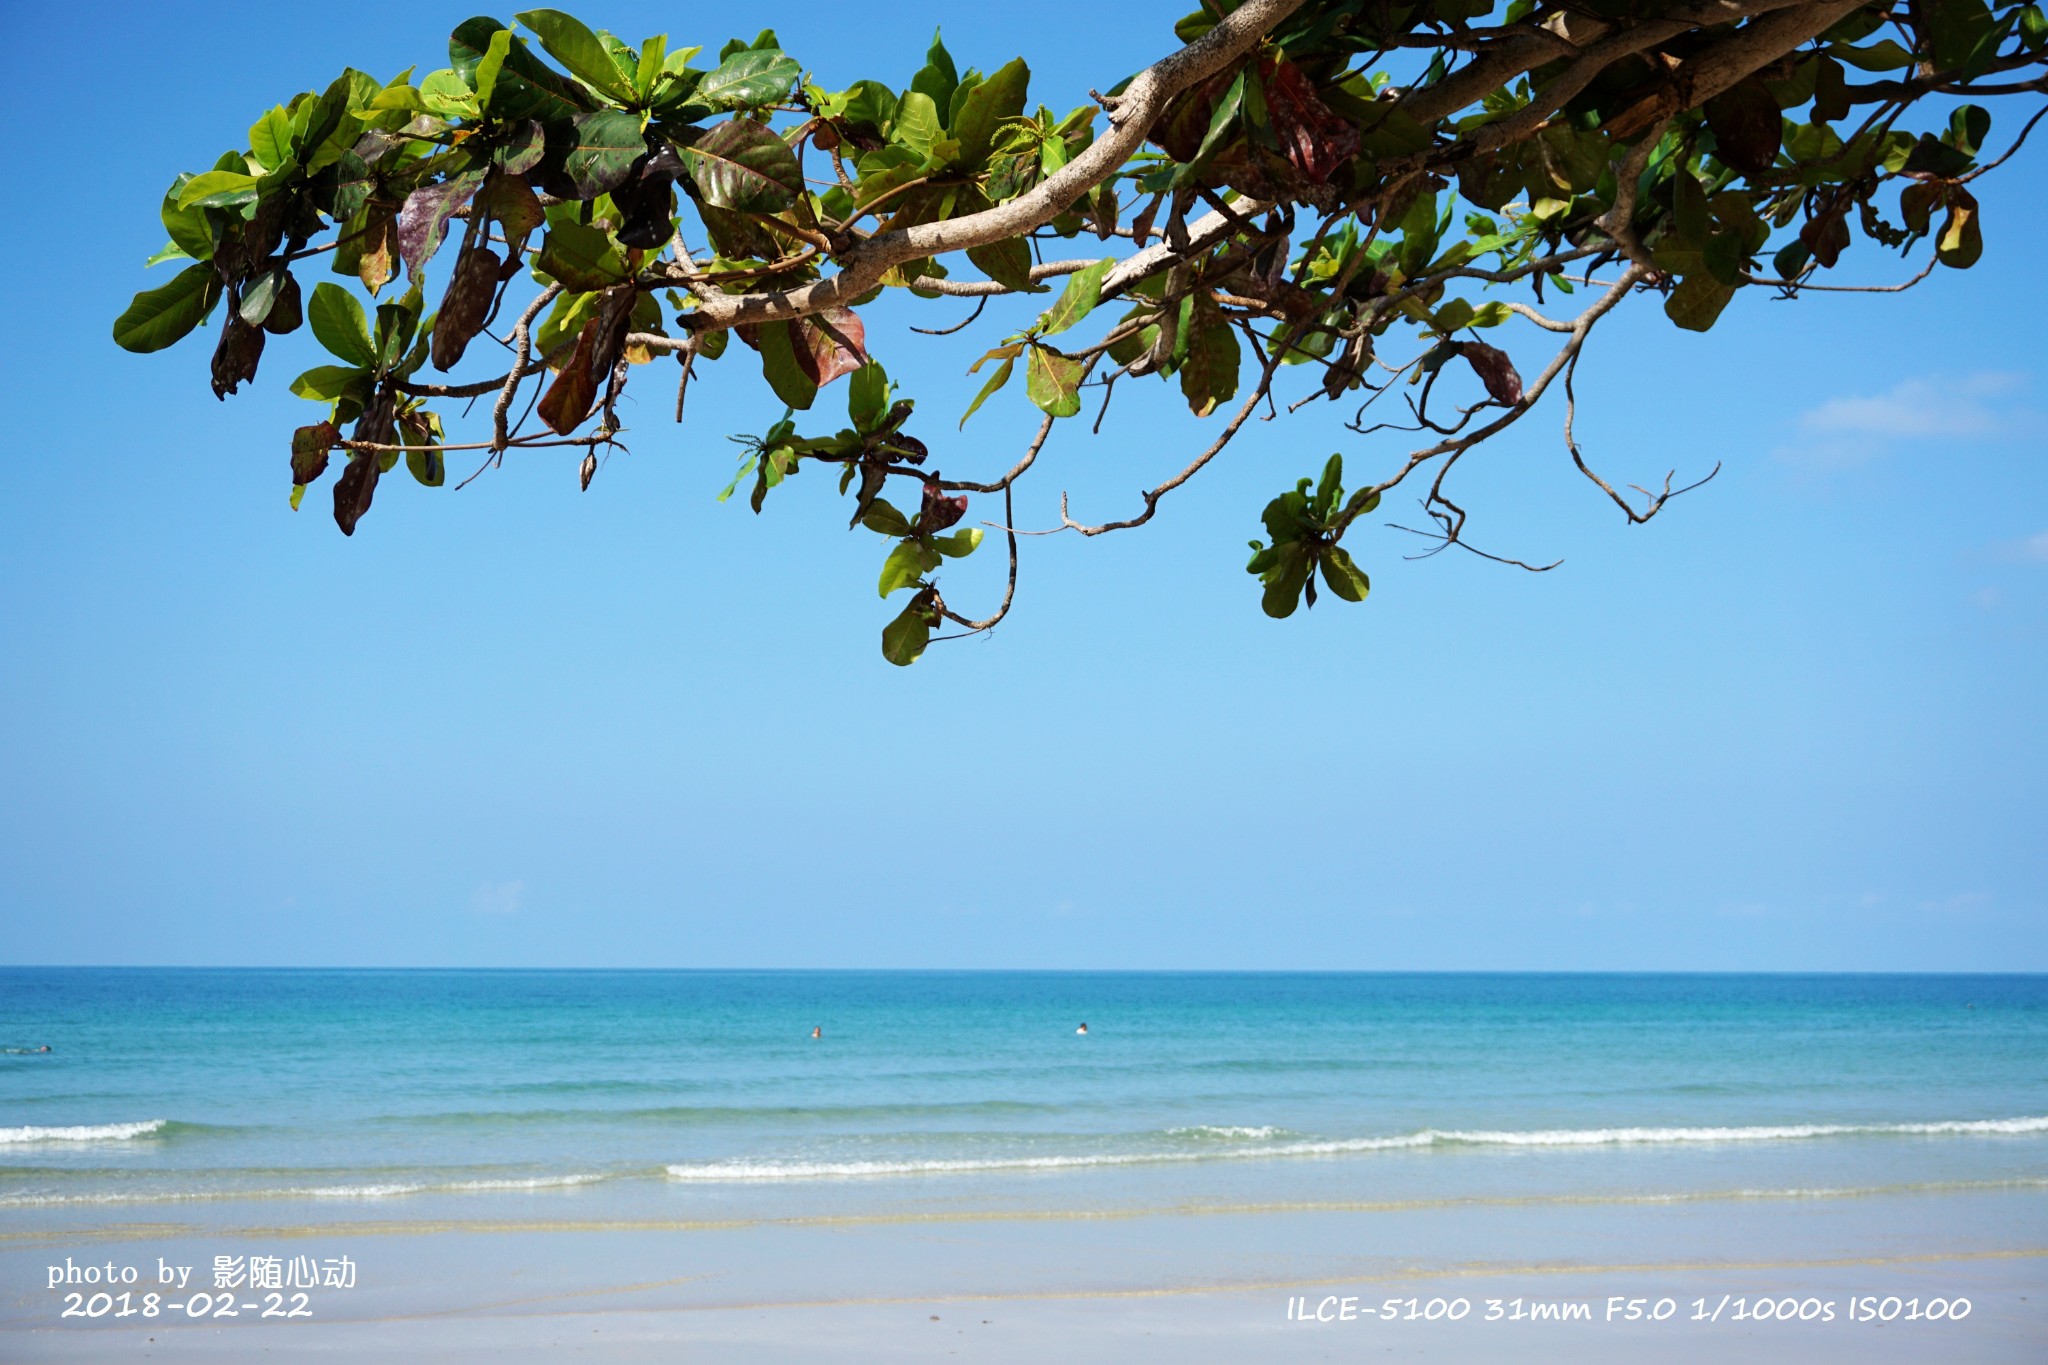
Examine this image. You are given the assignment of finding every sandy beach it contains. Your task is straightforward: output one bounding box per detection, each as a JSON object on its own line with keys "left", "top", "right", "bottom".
{"left": 5, "top": 1180, "right": 2043, "bottom": 1361}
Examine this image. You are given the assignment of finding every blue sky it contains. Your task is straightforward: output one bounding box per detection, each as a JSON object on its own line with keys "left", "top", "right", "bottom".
{"left": 1, "top": 2, "right": 2042, "bottom": 969}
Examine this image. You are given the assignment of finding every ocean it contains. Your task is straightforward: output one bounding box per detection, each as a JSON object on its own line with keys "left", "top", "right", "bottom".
{"left": 4, "top": 970, "right": 2045, "bottom": 1233}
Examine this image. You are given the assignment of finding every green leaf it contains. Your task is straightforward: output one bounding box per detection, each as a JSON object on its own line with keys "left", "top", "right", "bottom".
{"left": 1311, "top": 453, "right": 1344, "bottom": 522}
{"left": 309, "top": 282, "right": 378, "bottom": 367}
{"left": 634, "top": 35, "right": 667, "bottom": 103}
{"left": 878, "top": 540, "right": 929, "bottom": 596}
{"left": 536, "top": 221, "right": 632, "bottom": 290}
{"left": 829, "top": 78, "right": 896, "bottom": 131}
{"left": 682, "top": 118, "right": 803, "bottom": 213}
{"left": 1937, "top": 190, "right": 1983, "bottom": 267}
{"left": 562, "top": 108, "right": 646, "bottom": 198}
{"left": 967, "top": 235, "right": 1036, "bottom": 291}
{"left": 451, "top": 16, "right": 590, "bottom": 122}
{"left": 1187, "top": 70, "right": 1246, "bottom": 172}
{"left": 758, "top": 320, "right": 818, "bottom": 410}
{"left": 881, "top": 597, "right": 934, "bottom": 665}
{"left": 248, "top": 106, "right": 295, "bottom": 173}
{"left": 1432, "top": 298, "right": 1476, "bottom": 334}
{"left": 848, "top": 361, "right": 889, "bottom": 435}
{"left": 1258, "top": 543, "right": 1312, "bottom": 619}
{"left": 112, "top": 263, "right": 221, "bottom": 353}
{"left": 374, "top": 282, "right": 425, "bottom": 371}
{"left": 144, "top": 241, "right": 192, "bottom": 268}
{"left": 960, "top": 356, "right": 1014, "bottom": 427}
{"left": 1025, "top": 345, "right": 1084, "bottom": 417}
{"left": 368, "top": 83, "right": 434, "bottom": 116}
{"left": 909, "top": 29, "right": 959, "bottom": 115}
{"left": 889, "top": 91, "right": 942, "bottom": 158}
{"left": 687, "top": 48, "right": 801, "bottom": 113}
{"left": 1828, "top": 38, "right": 1916, "bottom": 71}
{"left": 515, "top": 9, "right": 638, "bottom": 104}
{"left": 238, "top": 267, "right": 288, "bottom": 326}
{"left": 932, "top": 527, "right": 982, "bottom": 558}
{"left": 161, "top": 181, "right": 215, "bottom": 262}
{"left": 1925, "top": 0, "right": 1994, "bottom": 72}
{"left": 176, "top": 169, "right": 259, "bottom": 209}
{"left": 406, "top": 445, "right": 447, "bottom": 486}
{"left": 1318, "top": 546, "right": 1370, "bottom": 603}
{"left": 861, "top": 498, "right": 912, "bottom": 537}
{"left": 1664, "top": 273, "right": 1737, "bottom": 332}
{"left": 950, "top": 58, "right": 1029, "bottom": 167}
{"left": 473, "top": 28, "right": 516, "bottom": 109}
{"left": 1036, "top": 258, "right": 1113, "bottom": 336}
{"left": 288, "top": 364, "right": 371, "bottom": 402}
{"left": 537, "top": 289, "right": 601, "bottom": 354}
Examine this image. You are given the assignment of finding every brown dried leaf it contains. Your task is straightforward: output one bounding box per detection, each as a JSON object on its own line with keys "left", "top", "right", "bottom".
{"left": 210, "top": 314, "right": 264, "bottom": 399}
{"left": 291, "top": 421, "right": 339, "bottom": 486}
{"left": 1460, "top": 341, "right": 1523, "bottom": 406}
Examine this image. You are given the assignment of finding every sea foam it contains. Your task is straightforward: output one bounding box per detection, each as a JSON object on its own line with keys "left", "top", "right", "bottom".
{"left": 663, "top": 1115, "right": 2048, "bottom": 1181}
{"left": 0, "top": 1120, "right": 168, "bottom": 1144}
{"left": 0, "top": 1171, "right": 611, "bottom": 1206}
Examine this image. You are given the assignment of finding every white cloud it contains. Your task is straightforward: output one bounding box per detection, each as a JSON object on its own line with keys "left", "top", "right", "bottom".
{"left": 1799, "top": 372, "right": 2022, "bottom": 438}
{"left": 1780, "top": 372, "right": 2033, "bottom": 469}
{"left": 1998, "top": 530, "right": 2048, "bottom": 564}
{"left": 471, "top": 880, "right": 524, "bottom": 916}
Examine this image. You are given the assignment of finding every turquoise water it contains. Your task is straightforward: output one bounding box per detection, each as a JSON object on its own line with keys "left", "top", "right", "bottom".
{"left": 3, "top": 971, "right": 2046, "bottom": 1223}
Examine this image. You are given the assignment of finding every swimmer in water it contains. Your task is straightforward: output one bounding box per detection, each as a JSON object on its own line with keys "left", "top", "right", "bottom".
{"left": 810, "top": 1026, "right": 822, "bottom": 1040}
{"left": 1075, "top": 1023, "right": 1088, "bottom": 1035}
{"left": 37, "top": 1045, "right": 50, "bottom": 1053}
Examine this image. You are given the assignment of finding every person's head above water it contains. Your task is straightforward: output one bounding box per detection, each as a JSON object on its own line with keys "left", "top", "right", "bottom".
{"left": 1076, "top": 1023, "right": 1088, "bottom": 1034}
{"left": 810, "top": 1026, "right": 821, "bottom": 1039}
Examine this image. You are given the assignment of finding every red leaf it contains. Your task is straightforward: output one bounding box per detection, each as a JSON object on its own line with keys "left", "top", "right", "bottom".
{"left": 1257, "top": 57, "right": 1359, "bottom": 186}
{"left": 537, "top": 317, "right": 602, "bottom": 435}
{"left": 793, "top": 308, "right": 867, "bottom": 387}
{"left": 398, "top": 177, "right": 481, "bottom": 275}
{"left": 918, "top": 479, "right": 966, "bottom": 535}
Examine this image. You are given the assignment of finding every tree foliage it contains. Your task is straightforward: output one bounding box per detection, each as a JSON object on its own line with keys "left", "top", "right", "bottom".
{"left": 117, "top": 0, "right": 2047, "bottom": 660}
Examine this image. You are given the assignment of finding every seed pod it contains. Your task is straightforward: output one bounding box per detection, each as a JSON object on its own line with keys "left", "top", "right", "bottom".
{"left": 334, "top": 391, "right": 395, "bottom": 536}
{"left": 431, "top": 244, "right": 502, "bottom": 371}
{"left": 332, "top": 454, "right": 380, "bottom": 536}
{"left": 354, "top": 387, "right": 398, "bottom": 451}
{"left": 210, "top": 313, "right": 265, "bottom": 399}
{"left": 579, "top": 452, "right": 597, "bottom": 491}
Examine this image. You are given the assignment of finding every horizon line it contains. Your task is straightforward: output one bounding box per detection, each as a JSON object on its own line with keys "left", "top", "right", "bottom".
{"left": 2, "top": 964, "right": 2044, "bottom": 976}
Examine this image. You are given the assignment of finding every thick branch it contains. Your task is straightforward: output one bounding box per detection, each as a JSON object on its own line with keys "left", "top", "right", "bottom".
{"left": 686, "top": 0, "right": 1307, "bottom": 331}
